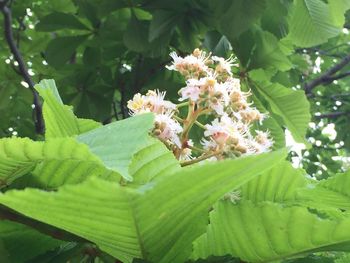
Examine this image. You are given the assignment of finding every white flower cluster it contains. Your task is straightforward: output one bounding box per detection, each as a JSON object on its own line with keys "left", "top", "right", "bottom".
{"left": 128, "top": 49, "right": 273, "bottom": 164}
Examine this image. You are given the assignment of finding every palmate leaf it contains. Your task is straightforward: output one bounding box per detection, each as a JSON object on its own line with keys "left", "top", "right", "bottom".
{"left": 0, "top": 149, "right": 287, "bottom": 263}
{"left": 191, "top": 162, "right": 350, "bottom": 262}
{"left": 35, "top": 79, "right": 101, "bottom": 138}
{"left": 0, "top": 137, "right": 116, "bottom": 188}
{"left": 0, "top": 220, "right": 64, "bottom": 263}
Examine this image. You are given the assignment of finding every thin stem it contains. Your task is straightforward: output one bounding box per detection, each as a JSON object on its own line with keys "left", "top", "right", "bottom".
{"left": 194, "top": 120, "right": 206, "bottom": 129}
{"left": 188, "top": 145, "right": 206, "bottom": 153}
{"left": 173, "top": 115, "right": 184, "bottom": 123}
{"left": 180, "top": 151, "right": 220, "bottom": 167}
{"left": 176, "top": 101, "right": 189, "bottom": 108}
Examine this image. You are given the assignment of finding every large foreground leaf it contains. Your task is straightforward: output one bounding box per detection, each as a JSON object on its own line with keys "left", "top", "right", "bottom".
{"left": 0, "top": 137, "right": 112, "bottom": 188}
{"left": 240, "top": 161, "right": 309, "bottom": 203}
{"left": 0, "top": 149, "right": 286, "bottom": 263}
{"left": 192, "top": 201, "right": 350, "bottom": 262}
{"left": 192, "top": 163, "right": 350, "bottom": 262}
{"left": 77, "top": 113, "right": 155, "bottom": 181}
{"left": 297, "top": 170, "right": 350, "bottom": 210}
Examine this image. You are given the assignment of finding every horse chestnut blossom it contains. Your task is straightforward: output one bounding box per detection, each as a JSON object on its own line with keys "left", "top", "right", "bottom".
{"left": 127, "top": 49, "right": 273, "bottom": 165}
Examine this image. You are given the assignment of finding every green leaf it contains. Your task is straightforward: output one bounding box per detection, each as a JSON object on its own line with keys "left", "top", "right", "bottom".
{"left": 129, "top": 137, "right": 180, "bottom": 185}
{"left": 36, "top": 12, "right": 90, "bottom": 31}
{"left": 250, "top": 71, "right": 311, "bottom": 144}
{"left": 46, "top": 35, "right": 88, "bottom": 68}
{"left": 297, "top": 170, "right": 350, "bottom": 210}
{"left": 213, "top": 0, "right": 266, "bottom": 40}
{"left": 0, "top": 137, "right": 115, "bottom": 188}
{"left": 240, "top": 161, "right": 309, "bottom": 203}
{"left": 0, "top": 149, "right": 287, "bottom": 263}
{"left": 288, "top": 0, "right": 342, "bottom": 47}
{"left": 77, "top": 113, "right": 155, "bottom": 181}
{"left": 149, "top": 10, "right": 177, "bottom": 41}
{"left": 0, "top": 220, "right": 63, "bottom": 263}
{"left": 203, "top": 31, "right": 231, "bottom": 57}
{"left": 328, "top": 0, "right": 350, "bottom": 27}
{"left": 123, "top": 15, "right": 149, "bottom": 52}
{"left": 250, "top": 30, "right": 292, "bottom": 71}
{"left": 192, "top": 200, "right": 350, "bottom": 262}
{"left": 35, "top": 79, "right": 101, "bottom": 138}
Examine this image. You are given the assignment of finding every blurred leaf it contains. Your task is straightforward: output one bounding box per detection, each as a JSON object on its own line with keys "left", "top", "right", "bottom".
{"left": 46, "top": 35, "right": 89, "bottom": 68}
{"left": 213, "top": 0, "right": 266, "bottom": 40}
{"left": 149, "top": 10, "right": 177, "bottom": 41}
{"left": 36, "top": 12, "right": 90, "bottom": 31}
{"left": 123, "top": 15, "right": 149, "bottom": 52}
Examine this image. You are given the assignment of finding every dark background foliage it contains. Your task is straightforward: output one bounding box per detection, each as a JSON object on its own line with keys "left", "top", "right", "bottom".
{"left": 0, "top": 1, "right": 350, "bottom": 180}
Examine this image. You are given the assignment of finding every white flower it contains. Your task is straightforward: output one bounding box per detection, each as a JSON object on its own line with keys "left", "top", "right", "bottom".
{"left": 212, "top": 55, "right": 237, "bottom": 75}
{"left": 127, "top": 90, "right": 176, "bottom": 115}
{"left": 201, "top": 138, "right": 218, "bottom": 151}
{"left": 239, "top": 108, "right": 266, "bottom": 124}
{"left": 146, "top": 90, "right": 176, "bottom": 114}
{"left": 204, "top": 114, "right": 244, "bottom": 146}
{"left": 127, "top": 93, "right": 145, "bottom": 114}
{"left": 154, "top": 113, "right": 183, "bottom": 147}
{"left": 255, "top": 130, "right": 273, "bottom": 151}
{"left": 166, "top": 50, "right": 210, "bottom": 78}
{"left": 179, "top": 140, "right": 193, "bottom": 161}
{"left": 179, "top": 79, "right": 202, "bottom": 102}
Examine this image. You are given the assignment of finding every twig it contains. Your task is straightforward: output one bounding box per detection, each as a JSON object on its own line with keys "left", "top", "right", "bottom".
{"left": 180, "top": 151, "right": 220, "bottom": 167}
{"left": 112, "top": 101, "right": 119, "bottom": 121}
{"left": 304, "top": 54, "right": 350, "bottom": 94}
{"left": 1, "top": 3, "right": 44, "bottom": 134}
{"left": 0, "top": 205, "right": 87, "bottom": 242}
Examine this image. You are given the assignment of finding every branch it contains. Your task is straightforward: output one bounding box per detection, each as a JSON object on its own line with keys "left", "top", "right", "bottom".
{"left": 304, "top": 54, "right": 350, "bottom": 94}
{"left": 0, "top": 205, "right": 87, "bottom": 242}
{"left": 315, "top": 111, "right": 350, "bottom": 119}
{"left": 1, "top": 3, "right": 44, "bottom": 134}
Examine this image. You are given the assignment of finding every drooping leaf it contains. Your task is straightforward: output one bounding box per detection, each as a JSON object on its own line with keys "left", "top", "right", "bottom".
{"left": 249, "top": 30, "right": 292, "bottom": 71}
{"left": 0, "top": 149, "right": 287, "bottom": 263}
{"left": 288, "top": 0, "right": 342, "bottom": 47}
{"left": 328, "top": 0, "right": 350, "bottom": 28}
{"left": 250, "top": 70, "right": 311, "bottom": 144}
